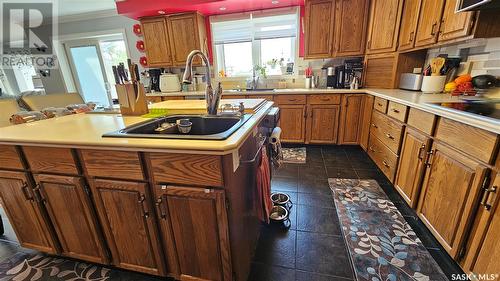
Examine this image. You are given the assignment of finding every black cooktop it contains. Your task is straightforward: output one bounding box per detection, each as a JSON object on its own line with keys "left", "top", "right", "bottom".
{"left": 428, "top": 100, "right": 500, "bottom": 121}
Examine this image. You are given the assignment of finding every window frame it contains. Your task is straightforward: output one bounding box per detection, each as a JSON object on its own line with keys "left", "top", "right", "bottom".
{"left": 210, "top": 7, "right": 301, "bottom": 80}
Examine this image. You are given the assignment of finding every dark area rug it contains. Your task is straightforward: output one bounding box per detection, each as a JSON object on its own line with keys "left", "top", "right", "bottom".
{"left": 329, "top": 178, "right": 448, "bottom": 281}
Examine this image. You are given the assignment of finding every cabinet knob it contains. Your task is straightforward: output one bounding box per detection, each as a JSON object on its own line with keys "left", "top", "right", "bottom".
{"left": 391, "top": 108, "right": 400, "bottom": 113}
{"left": 138, "top": 194, "right": 150, "bottom": 218}
{"left": 382, "top": 161, "right": 390, "bottom": 168}
{"left": 481, "top": 186, "right": 497, "bottom": 211}
{"left": 385, "top": 133, "right": 394, "bottom": 140}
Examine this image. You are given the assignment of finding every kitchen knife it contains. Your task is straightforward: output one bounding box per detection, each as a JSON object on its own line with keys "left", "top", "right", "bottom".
{"left": 134, "top": 63, "right": 140, "bottom": 83}
{"left": 112, "top": 65, "right": 120, "bottom": 84}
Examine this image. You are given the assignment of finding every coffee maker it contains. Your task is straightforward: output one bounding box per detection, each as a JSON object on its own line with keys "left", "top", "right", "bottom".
{"left": 344, "top": 58, "right": 364, "bottom": 88}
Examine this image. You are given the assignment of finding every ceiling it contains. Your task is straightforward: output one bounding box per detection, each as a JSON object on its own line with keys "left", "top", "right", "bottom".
{"left": 57, "top": 0, "right": 116, "bottom": 17}
{"left": 115, "top": 0, "right": 304, "bottom": 19}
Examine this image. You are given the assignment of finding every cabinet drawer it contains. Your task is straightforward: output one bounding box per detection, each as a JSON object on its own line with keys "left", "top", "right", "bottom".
{"left": 407, "top": 108, "right": 436, "bottom": 135}
{"left": 250, "top": 95, "right": 274, "bottom": 101}
{"left": 435, "top": 118, "right": 497, "bottom": 164}
{"left": 23, "top": 146, "right": 78, "bottom": 175}
{"left": 80, "top": 150, "right": 144, "bottom": 181}
{"left": 275, "top": 95, "right": 306, "bottom": 105}
{"left": 368, "top": 134, "right": 399, "bottom": 182}
{"left": 0, "top": 145, "right": 23, "bottom": 170}
{"left": 307, "top": 94, "right": 341, "bottom": 105}
{"left": 148, "top": 153, "right": 223, "bottom": 187}
{"left": 370, "top": 110, "right": 404, "bottom": 154}
{"left": 373, "top": 97, "right": 388, "bottom": 113}
{"left": 387, "top": 101, "right": 408, "bottom": 122}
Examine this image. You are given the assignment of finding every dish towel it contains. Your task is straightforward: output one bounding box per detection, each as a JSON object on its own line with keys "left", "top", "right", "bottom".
{"left": 270, "top": 127, "right": 283, "bottom": 168}
{"left": 256, "top": 148, "right": 273, "bottom": 224}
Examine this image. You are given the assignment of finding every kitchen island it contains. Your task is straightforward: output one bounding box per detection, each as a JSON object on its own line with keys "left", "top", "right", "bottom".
{"left": 0, "top": 99, "right": 274, "bottom": 281}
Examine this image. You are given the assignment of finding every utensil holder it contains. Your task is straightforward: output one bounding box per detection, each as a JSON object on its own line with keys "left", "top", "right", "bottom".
{"left": 421, "top": 76, "right": 446, "bottom": 93}
{"left": 116, "top": 83, "right": 149, "bottom": 116}
{"left": 305, "top": 77, "right": 312, "bottom": 89}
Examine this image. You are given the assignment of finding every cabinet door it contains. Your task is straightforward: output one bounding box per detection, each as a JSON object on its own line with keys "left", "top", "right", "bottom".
{"left": 279, "top": 105, "right": 306, "bottom": 143}
{"left": 338, "top": 94, "right": 363, "bottom": 144}
{"left": 304, "top": 0, "right": 335, "bottom": 59}
{"left": 90, "top": 179, "right": 166, "bottom": 276}
{"left": 463, "top": 173, "right": 500, "bottom": 275}
{"left": 34, "top": 174, "right": 107, "bottom": 264}
{"left": 414, "top": 0, "right": 445, "bottom": 47}
{"left": 359, "top": 95, "right": 374, "bottom": 151}
{"left": 156, "top": 186, "right": 231, "bottom": 281}
{"left": 167, "top": 13, "right": 205, "bottom": 66}
{"left": 306, "top": 104, "right": 340, "bottom": 144}
{"left": 141, "top": 17, "right": 173, "bottom": 67}
{"left": 438, "top": 0, "right": 475, "bottom": 42}
{"left": 417, "top": 142, "right": 488, "bottom": 258}
{"left": 366, "top": 0, "right": 404, "bottom": 54}
{"left": 334, "top": 0, "right": 369, "bottom": 57}
{"left": 398, "top": 0, "right": 422, "bottom": 51}
{"left": 394, "top": 128, "right": 430, "bottom": 208}
{"left": 0, "top": 171, "right": 56, "bottom": 253}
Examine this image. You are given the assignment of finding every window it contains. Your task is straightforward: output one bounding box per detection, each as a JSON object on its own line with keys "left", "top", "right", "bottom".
{"left": 211, "top": 9, "right": 298, "bottom": 77}
{"left": 13, "top": 62, "right": 37, "bottom": 92}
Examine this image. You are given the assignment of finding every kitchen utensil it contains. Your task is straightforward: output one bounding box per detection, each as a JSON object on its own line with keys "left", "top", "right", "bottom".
{"left": 160, "top": 73, "right": 181, "bottom": 92}
{"left": 431, "top": 57, "right": 445, "bottom": 76}
{"left": 112, "top": 66, "right": 120, "bottom": 84}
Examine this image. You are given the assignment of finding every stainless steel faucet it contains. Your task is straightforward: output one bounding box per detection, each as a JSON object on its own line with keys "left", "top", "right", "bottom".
{"left": 182, "top": 50, "right": 222, "bottom": 115}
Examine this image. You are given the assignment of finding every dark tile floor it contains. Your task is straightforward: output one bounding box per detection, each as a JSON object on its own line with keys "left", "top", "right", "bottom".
{"left": 248, "top": 145, "right": 463, "bottom": 281}
{"left": 0, "top": 145, "right": 463, "bottom": 281}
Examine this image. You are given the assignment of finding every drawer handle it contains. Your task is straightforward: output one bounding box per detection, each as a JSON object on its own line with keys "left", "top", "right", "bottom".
{"left": 382, "top": 161, "right": 390, "bottom": 168}
{"left": 369, "top": 146, "right": 375, "bottom": 152}
{"left": 377, "top": 103, "right": 383, "bottom": 107}
{"left": 481, "top": 186, "right": 497, "bottom": 211}
{"left": 138, "top": 194, "right": 149, "bottom": 218}
{"left": 371, "top": 123, "right": 378, "bottom": 128}
{"left": 391, "top": 108, "right": 400, "bottom": 113}
{"left": 385, "top": 133, "right": 394, "bottom": 140}
{"left": 155, "top": 197, "right": 167, "bottom": 220}
{"left": 320, "top": 98, "right": 331, "bottom": 101}
{"left": 288, "top": 99, "right": 297, "bottom": 102}
{"left": 21, "top": 182, "right": 34, "bottom": 201}
{"left": 417, "top": 144, "right": 426, "bottom": 160}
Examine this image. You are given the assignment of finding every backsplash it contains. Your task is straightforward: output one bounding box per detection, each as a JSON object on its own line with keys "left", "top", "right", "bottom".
{"left": 426, "top": 37, "right": 500, "bottom": 77}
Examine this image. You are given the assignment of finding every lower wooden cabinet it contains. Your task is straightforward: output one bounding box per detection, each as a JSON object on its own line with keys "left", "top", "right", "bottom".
{"left": 34, "top": 174, "right": 108, "bottom": 264}
{"left": 394, "top": 128, "right": 431, "bottom": 208}
{"left": 89, "top": 179, "right": 166, "bottom": 276}
{"left": 306, "top": 104, "right": 340, "bottom": 144}
{"left": 359, "top": 95, "right": 374, "bottom": 151}
{"left": 338, "top": 94, "right": 364, "bottom": 144}
{"left": 0, "top": 170, "right": 57, "bottom": 254}
{"left": 417, "top": 142, "right": 489, "bottom": 258}
{"left": 278, "top": 104, "right": 307, "bottom": 143}
{"left": 155, "top": 186, "right": 231, "bottom": 281}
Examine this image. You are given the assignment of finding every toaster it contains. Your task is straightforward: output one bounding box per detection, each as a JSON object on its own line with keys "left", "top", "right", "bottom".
{"left": 399, "top": 73, "right": 423, "bottom": 91}
{"left": 159, "top": 74, "right": 181, "bottom": 93}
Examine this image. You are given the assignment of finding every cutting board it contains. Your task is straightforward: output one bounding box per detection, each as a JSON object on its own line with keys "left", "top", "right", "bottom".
{"left": 148, "top": 99, "right": 267, "bottom": 115}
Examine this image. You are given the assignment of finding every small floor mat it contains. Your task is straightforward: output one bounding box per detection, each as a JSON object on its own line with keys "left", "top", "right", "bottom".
{"left": 329, "top": 178, "right": 448, "bottom": 281}
{"left": 282, "top": 147, "right": 306, "bottom": 164}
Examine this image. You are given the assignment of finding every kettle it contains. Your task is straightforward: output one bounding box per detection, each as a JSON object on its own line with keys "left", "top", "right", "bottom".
{"left": 159, "top": 73, "right": 181, "bottom": 93}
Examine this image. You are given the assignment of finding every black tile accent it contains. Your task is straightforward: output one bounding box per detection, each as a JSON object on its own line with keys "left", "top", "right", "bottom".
{"left": 295, "top": 270, "right": 354, "bottom": 281}
{"left": 325, "top": 167, "right": 358, "bottom": 179}
{"left": 297, "top": 193, "right": 335, "bottom": 209}
{"left": 273, "top": 164, "right": 299, "bottom": 179}
{"left": 271, "top": 177, "right": 298, "bottom": 193}
{"left": 427, "top": 248, "right": 464, "bottom": 279}
{"left": 248, "top": 263, "right": 296, "bottom": 281}
{"left": 297, "top": 205, "right": 341, "bottom": 235}
{"left": 253, "top": 229, "right": 297, "bottom": 268}
{"left": 298, "top": 178, "right": 331, "bottom": 195}
{"left": 296, "top": 231, "right": 353, "bottom": 279}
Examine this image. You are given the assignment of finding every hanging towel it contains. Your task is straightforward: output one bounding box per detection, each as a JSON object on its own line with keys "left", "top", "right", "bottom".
{"left": 256, "top": 148, "right": 273, "bottom": 224}
{"left": 270, "top": 127, "right": 283, "bottom": 168}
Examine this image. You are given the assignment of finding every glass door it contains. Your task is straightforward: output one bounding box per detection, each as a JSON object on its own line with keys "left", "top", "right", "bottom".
{"left": 64, "top": 40, "right": 112, "bottom": 107}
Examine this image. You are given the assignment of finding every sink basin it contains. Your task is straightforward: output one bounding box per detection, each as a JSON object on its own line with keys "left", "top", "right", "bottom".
{"left": 103, "top": 114, "right": 252, "bottom": 140}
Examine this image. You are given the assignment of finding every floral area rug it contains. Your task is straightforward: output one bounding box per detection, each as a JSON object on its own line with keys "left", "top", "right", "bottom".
{"left": 282, "top": 147, "right": 306, "bottom": 164}
{"left": 0, "top": 253, "right": 164, "bottom": 281}
{"left": 329, "top": 178, "right": 448, "bottom": 281}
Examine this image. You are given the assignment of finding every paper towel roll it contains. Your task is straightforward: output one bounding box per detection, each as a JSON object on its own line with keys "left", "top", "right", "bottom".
{"left": 270, "top": 127, "right": 282, "bottom": 144}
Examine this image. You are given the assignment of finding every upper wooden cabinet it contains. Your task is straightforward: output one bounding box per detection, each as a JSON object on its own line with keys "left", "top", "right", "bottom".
{"left": 141, "top": 12, "right": 207, "bottom": 67}
{"left": 365, "top": 0, "right": 404, "bottom": 54}
{"left": 141, "top": 17, "right": 174, "bottom": 67}
{"left": 414, "top": 0, "right": 446, "bottom": 47}
{"left": 438, "top": 0, "right": 475, "bottom": 42}
{"left": 0, "top": 170, "right": 57, "bottom": 254}
{"left": 333, "top": 0, "right": 369, "bottom": 57}
{"left": 338, "top": 94, "right": 364, "bottom": 144}
{"left": 398, "top": 0, "right": 422, "bottom": 51}
{"left": 304, "top": 0, "right": 335, "bottom": 59}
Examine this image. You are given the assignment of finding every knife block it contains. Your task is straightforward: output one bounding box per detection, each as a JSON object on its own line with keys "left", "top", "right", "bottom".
{"left": 116, "top": 83, "right": 149, "bottom": 116}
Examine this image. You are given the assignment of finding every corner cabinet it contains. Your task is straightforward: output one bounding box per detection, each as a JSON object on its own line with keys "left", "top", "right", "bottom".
{"left": 155, "top": 186, "right": 232, "bottom": 281}
{"left": 141, "top": 17, "right": 174, "bottom": 67}
{"left": 365, "top": 0, "right": 404, "bottom": 54}
{"left": 416, "top": 142, "right": 488, "bottom": 259}
{"left": 0, "top": 170, "right": 57, "bottom": 254}
{"left": 338, "top": 94, "right": 364, "bottom": 144}
{"left": 304, "top": 0, "right": 335, "bottom": 59}
{"left": 89, "top": 179, "right": 166, "bottom": 276}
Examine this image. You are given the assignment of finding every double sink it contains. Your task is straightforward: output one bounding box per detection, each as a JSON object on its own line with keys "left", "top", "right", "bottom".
{"left": 103, "top": 114, "right": 252, "bottom": 140}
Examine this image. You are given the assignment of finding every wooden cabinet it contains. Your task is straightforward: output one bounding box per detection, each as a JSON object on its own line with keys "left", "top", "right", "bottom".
{"left": 414, "top": 0, "right": 445, "bottom": 47}
{"left": 438, "top": 0, "right": 475, "bottom": 42}
{"left": 89, "top": 179, "right": 166, "bottom": 276}
{"left": 141, "top": 17, "right": 173, "bottom": 67}
{"left": 167, "top": 13, "right": 207, "bottom": 66}
{"left": 278, "top": 104, "right": 307, "bottom": 143}
{"left": 304, "top": 0, "right": 335, "bottom": 59}
{"left": 33, "top": 174, "right": 107, "bottom": 264}
{"left": 359, "top": 95, "right": 374, "bottom": 151}
{"left": 338, "top": 94, "right": 364, "bottom": 144}
{"left": 0, "top": 170, "right": 56, "bottom": 254}
{"left": 306, "top": 104, "right": 340, "bottom": 144}
{"left": 398, "top": 0, "right": 422, "bottom": 51}
{"left": 155, "top": 186, "right": 231, "bottom": 281}
{"left": 394, "top": 128, "right": 430, "bottom": 208}
{"left": 365, "top": 0, "right": 404, "bottom": 54}
{"left": 333, "top": 0, "right": 369, "bottom": 57}
{"left": 417, "top": 142, "right": 488, "bottom": 258}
